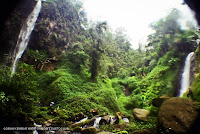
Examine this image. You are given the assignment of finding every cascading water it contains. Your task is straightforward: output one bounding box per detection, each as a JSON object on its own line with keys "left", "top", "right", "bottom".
{"left": 11, "top": 0, "right": 42, "bottom": 76}
{"left": 93, "top": 117, "right": 101, "bottom": 128}
{"left": 179, "top": 52, "right": 194, "bottom": 97}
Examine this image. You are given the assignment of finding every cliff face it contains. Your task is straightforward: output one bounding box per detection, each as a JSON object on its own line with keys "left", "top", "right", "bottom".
{"left": 0, "top": 1, "right": 21, "bottom": 24}
{"left": 0, "top": 0, "right": 36, "bottom": 64}
{"left": 184, "top": 0, "right": 200, "bottom": 25}
{"left": 0, "top": 0, "right": 85, "bottom": 66}
{"left": 28, "top": 0, "right": 85, "bottom": 57}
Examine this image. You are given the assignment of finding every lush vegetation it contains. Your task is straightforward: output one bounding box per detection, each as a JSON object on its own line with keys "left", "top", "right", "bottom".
{"left": 0, "top": 0, "right": 200, "bottom": 133}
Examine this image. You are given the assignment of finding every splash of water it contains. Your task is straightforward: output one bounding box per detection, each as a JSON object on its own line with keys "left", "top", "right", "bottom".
{"left": 75, "top": 117, "right": 88, "bottom": 123}
{"left": 11, "top": 0, "right": 42, "bottom": 76}
{"left": 93, "top": 117, "right": 101, "bottom": 128}
{"left": 179, "top": 52, "right": 194, "bottom": 97}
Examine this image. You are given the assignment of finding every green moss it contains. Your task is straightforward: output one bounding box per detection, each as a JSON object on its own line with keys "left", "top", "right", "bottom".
{"left": 90, "top": 88, "right": 119, "bottom": 114}
{"left": 117, "top": 131, "right": 128, "bottom": 134}
{"left": 82, "top": 127, "right": 96, "bottom": 134}
{"left": 62, "top": 95, "right": 106, "bottom": 114}
{"left": 125, "top": 117, "right": 156, "bottom": 133}
{"left": 38, "top": 69, "right": 87, "bottom": 104}
{"left": 191, "top": 74, "right": 200, "bottom": 101}
{"left": 38, "top": 69, "right": 121, "bottom": 115}
{"left": 111, "top": 78, "right": 124, "bottom": 96}
{"left": 98, "top": 117, "right": 156, "bottom": 133}
{"left": 192, "top": 46, "right": 200, "bottom": 99}
{"left": 195, "top": 45, "right": 200, "bottom": 73}
{"left": 60, "top": 84, "right": 119, "bottom": 115}
{"left": 73, "top": 127, "right": 82, "bottom": 133}
{"left": 117, "top": 95, "right": 133, "bottom": 115}
{"left": 99, "top": 124, "right": 115, "bottom": 132}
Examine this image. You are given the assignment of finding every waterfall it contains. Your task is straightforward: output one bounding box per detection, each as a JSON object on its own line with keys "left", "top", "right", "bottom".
{"left": 11, "top": 0, "right": 42, "bottom": 76}
{"left": 93, "top": 117, "right": 101, "bottom": 128}
{"left": 179, "top": 52, "right": 194, "bottom": 97}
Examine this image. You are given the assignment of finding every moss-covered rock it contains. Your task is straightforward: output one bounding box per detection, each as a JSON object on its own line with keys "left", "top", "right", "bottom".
{"left": 82, "top": 127, "right": 97, "bottom": 134}
{"left": 152, "top": 95, "right": 171, "bottom": 107}
{"left": 131, "top": 129, "right": 151, "bottom": 134}
{"left": 73, "top": 126, "right": 82, "bottom": 133}
{"left": 157, "top": 97, "right": 200, "bottom": 134}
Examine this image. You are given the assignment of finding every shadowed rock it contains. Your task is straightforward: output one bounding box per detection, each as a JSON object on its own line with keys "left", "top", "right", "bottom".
{"left": 152, "top": 95, "right": 171, "bottom": 107}
{"left": 184, "top": 0, "right": 200, "bottom": 25}
{"left": 131, "top": 129, "right": 151, "bottom": 134}
{"left": 157, "top": 97, "right": 200, "bottom": 134}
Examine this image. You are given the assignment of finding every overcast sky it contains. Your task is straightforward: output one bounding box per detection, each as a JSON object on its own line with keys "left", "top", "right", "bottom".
{"left": 82, "top": 0, "right": 197, "bottom": 49}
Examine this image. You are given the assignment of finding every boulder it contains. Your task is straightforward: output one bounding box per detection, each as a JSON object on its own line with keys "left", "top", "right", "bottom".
{"left": 157, "top": 97, "right": 200, "bottom": 134}
{"left": 70, "top": 122, "right": 82, "bottom": 128}
{"left": 97, "top": 132, "right": 115, "bottom": 134}
{"left": 100, "top": 116, "right": 111, "bottom": 125}
{"left": 99, "top": 115, "right": 117, "bottom": 125}
{"left": 88, "top": 118, "right": 96, "bottom": 126}
{"left": 86, "top": 118, "right": 96, "bottom": 126}
{"left": 73, "top": 127, "right": 82, "bottom": 133}
{"left": 90, "top": 108, "right": 99, "bottom": 116}
{"left": 82, "top": 127, "right": 97, "bottom": 134}
{"left": 133, "top": 108, "right": 150, "bottom": 121}
{"left": 114, "top": 124, "right": 127, "bottom": 131}
{"left": 44, "top": 119, "right": 53, "bottom": 127}
{"left": 152, "top": 95, "right": 171, "bottom": 107}
{"left": 131, "top": 129, "right": 151, "bottom": 134}
{"left": 74, "top": 112, "right": 86, "bottom": 122}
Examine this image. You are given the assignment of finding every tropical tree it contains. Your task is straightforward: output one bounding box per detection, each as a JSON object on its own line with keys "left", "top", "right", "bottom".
{"left": 88, "top": 21, "right": 107, "bottom": 80}
{"left": 146, "top": 9, "right": 181, "bottom": 55}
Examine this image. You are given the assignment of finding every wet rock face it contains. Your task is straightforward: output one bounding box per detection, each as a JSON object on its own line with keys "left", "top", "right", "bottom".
{"left": 0, "top": 0, "right": 36, "bottom": 64}
{"left": 184, "top": 0, "right": 200, "bottom": 25}
{"left": 157, "top": 97, "right": 200, "bottom": 134}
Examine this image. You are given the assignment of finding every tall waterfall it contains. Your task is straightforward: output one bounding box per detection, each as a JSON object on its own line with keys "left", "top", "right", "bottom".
{"left": 179, "top": 52, "right": 194, "bottom": 97}
{"left": 11, "top": 0, "right": 42, "bottom": 76}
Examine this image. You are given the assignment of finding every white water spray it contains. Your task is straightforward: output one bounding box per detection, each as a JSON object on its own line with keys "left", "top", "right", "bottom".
{"left": 93, "top": 117, "right": 101, "bottom": 128}
{"left": 179, "top": 52, "right": 194, "bottom": 97}
{"left": 11, "top": 0, "right": 42, "bottom": 76}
